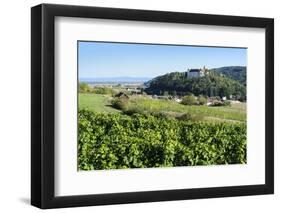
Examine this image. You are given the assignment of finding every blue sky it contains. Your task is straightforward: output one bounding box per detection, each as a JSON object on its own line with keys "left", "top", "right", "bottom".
{"left": 78, "top": 41, "right": 247, "bottom": 79}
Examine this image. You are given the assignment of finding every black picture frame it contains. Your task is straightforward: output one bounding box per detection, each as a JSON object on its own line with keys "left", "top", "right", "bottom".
{"left": 31, "top": 3, "right": 274, "bottom": 209}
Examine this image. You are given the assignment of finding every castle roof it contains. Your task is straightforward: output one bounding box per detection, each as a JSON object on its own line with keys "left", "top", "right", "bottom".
{"left": 189, "top": 69, "right": 201, "bottom": 72}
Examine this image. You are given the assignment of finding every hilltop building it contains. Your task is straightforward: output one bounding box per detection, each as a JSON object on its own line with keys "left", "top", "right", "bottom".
{"left": 186, "top": 66, "right": 208, "bottom": 78}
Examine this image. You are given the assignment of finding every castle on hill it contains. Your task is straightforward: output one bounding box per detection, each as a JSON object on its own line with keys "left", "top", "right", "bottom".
{"left": 185, "top": 66, "right": 208, "bottom": 78}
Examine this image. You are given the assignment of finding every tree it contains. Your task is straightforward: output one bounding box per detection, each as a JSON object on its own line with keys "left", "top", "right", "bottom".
{"left": 144, "top": 70, "right": 246, "bottom": 100}
{"left": 163, "top": 91, "right": 169, "bottom": 96}
{"left": 181, "top": 94, "right": 197, "bottom": 105}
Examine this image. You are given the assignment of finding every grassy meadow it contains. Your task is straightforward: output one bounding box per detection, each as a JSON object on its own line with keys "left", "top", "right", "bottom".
{"left": 79, "top": 93, "right": 246, "bottom": 123}
{"left": 79, "top": 93, "right": 120, "bottom": 114}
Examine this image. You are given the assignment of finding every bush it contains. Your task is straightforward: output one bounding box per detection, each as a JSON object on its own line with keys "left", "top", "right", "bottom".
{"left": 211, "top": 100, "right": 231, "bottom": 107}
{"left": 111, "top": 97, "right": 129, "bottom": 110}
{"left": 181, "top": 94, "right": 197, "bottom": 105}
{"left": 78, "top": 109, "right": 246, "bottom": 170}
{"left": 198, "top": 95, "right": 207, "bottom": 105}
{"left": 79, "top": 83, "right": 92, "bottom": 93}
{"left": 223, "top": 100, "right": 231, "bottom": 106}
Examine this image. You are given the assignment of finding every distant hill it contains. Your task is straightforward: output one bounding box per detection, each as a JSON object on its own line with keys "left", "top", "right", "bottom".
{"left": 212, "top": 66, "right": 246, "bottom": 85}
{"left": 144, "top": 67, "right": 246, "bottom": 100}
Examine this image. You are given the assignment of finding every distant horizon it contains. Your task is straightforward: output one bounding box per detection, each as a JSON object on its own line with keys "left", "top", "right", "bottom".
{"left": 79, "top": 65, "right": 246, "bottom": 82}
{"left": 78, "top": 41, "right": 247, "bottom": 79}
{"left": 79, "top": 76, "right": 151, "bottom": 83}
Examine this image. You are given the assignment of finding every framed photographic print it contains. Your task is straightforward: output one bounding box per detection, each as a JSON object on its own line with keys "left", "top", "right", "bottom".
{"left": 31, "top": 3, "right": 274, "bottom": 209}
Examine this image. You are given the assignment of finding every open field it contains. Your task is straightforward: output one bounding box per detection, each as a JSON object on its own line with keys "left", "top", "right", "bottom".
{"left": 126, "top": 96, "right": 246, "bottom": 122}
{"left": 79, "top": 93, "right": 120, "bottom": 114}
{"left": 78, "top": 93, "right": 246, "bottom": 123}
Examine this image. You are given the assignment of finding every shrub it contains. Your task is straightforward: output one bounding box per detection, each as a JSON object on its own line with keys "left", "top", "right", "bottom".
{"left": 211, "top": 100, "right": 231, "bottom": 107}
{"left": 223, "top": 100, "right": 231, "bottom": 106}
{"left": 198, "top": 95, "right": 207, "bottom": 105}
{"left": 78, "top": 109, "right": 247, "bottom": 170}
{"left": 79, "top": 83, "right": 92, "bottom": 93}
{"left": 111, "top": 97, "right": 129, "bottom": 110}
{"left": 181, "top": 94, "right": 197, "bottom": 105}
{"left": 211, "top": 100, "right": 224, "bottom": 106}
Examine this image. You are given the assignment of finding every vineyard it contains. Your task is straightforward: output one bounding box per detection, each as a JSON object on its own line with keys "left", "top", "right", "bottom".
{"left": 78, "top": 109, "right": 247, "bottom": 170}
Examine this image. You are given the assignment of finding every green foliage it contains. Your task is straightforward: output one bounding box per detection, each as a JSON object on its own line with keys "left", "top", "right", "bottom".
{"left": 145, "top": 70, "right": 246, "bottom": 101}
{"left": 79, "top": 83, "right": 116, "bottom": 95}
{"left": 198, "top": 95, "right": 207, "bottom": 105}
{"left": 212, "top": 66, "right": 246, "bottom": 85}
{"left": 111, "top": 97, "right": 129, "bottom": 110}
{"left": 211, "top": 100, "right": 231, "bottom": 107}
{"left": 181, "top": 94, "right": 197, "bottom": 105}
{"left": 163, "top": 91, "right": 169, "bottom": 96}
{"left": 223, "top": 100, "right": 231, "bottom": 106}
{"left": 176, "top": 113, "right": 192, "bottom": 121}
{"left": 79, "top": 83, "right": 92, "bottom": 93}
{"left": 79, "top": 93, "right": 120, "bottom": 114}
{"left": 109, "top": 95, "right": 245, "bottom": 122}
{"left": 78, "top": 109, "right": 247, "bottom": 170}
{"left": 92, "top": 87, "right": 116, "bottom": 95}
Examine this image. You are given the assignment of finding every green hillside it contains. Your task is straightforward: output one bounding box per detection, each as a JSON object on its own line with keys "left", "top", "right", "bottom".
{"left": 212, "top": 66, "right": 246, "bottom": 85}
{"left": 144, "top": 68, "right": 246, "bottom": 101}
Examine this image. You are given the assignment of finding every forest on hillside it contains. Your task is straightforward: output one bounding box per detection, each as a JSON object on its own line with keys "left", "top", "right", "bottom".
{"left": 144, "top": 66, "right": 246, "bottom": 101}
